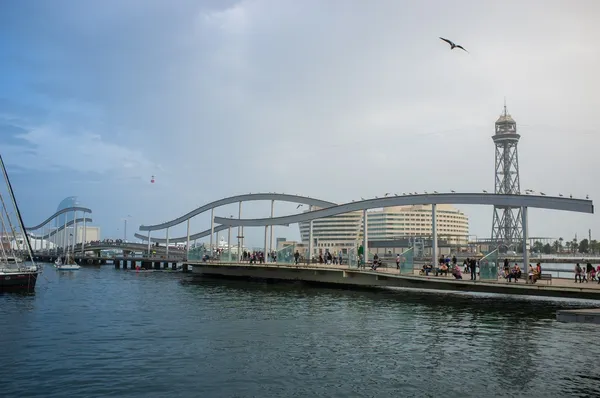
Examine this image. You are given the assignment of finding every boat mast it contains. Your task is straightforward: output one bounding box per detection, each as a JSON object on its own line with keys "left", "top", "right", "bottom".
{"left": 0, "top": 178, "right": 23, "bottom": 264}
{"left": 0, "top": 211, "right": 11, "bottom": 263}
{"left": 0, "top": 154, "right": 36, "bottom": 267}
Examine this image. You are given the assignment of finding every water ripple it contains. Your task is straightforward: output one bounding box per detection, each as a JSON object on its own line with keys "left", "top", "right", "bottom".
{"left": 1, "top": 267, "right": 599, "bottom": 397}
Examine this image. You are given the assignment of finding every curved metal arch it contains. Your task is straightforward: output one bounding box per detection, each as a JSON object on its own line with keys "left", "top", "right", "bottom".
{"left": 214, "top": 193, "right": 594, "bottom": 227}
{"left": 26, "top": 207, "right": 93, "bottom": 230}
{"left": 28, "top": 218, "right": 92, "bottom": 239}
{"left": 139, "top": 193, "right": 337, "bottom": 231}
{"left": 134, "top": 224, "right": 230, "bottom": 244}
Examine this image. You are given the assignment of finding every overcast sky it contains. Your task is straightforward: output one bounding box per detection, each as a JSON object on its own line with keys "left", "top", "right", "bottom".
{"left": 1, "top": 0, "right": 599, "bottom": 246}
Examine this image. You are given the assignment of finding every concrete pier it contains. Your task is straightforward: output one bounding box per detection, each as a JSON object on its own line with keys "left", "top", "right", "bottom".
{"left": 188, "top": 262, "right": 600, "bottom": 301}
{"left": 556, "top": 308, "right": 600, "bottom": 324}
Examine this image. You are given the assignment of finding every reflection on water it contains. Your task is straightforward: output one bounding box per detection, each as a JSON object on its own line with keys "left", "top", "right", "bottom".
{"left": 1, "top": 266, "right": 599, "bottom": 398}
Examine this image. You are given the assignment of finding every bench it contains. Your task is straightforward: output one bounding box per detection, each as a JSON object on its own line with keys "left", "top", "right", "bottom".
{"left": 538, "top": 273, "right": 552, "bottom": 285}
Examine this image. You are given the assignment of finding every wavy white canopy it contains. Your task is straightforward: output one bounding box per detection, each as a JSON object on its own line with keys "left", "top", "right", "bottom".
{"left": 213, "top": 193, "right": 593, "bottom": 227}
{"left": 139, "top": 193, "right": 337, "bottom": 231}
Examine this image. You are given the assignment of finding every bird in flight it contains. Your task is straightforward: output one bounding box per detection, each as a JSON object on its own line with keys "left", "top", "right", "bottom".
{"left": 296, "top": 204, "right": 303, "bottom": 209}
{"left": 439, "top": 37, "right": 468, "bottom": 52}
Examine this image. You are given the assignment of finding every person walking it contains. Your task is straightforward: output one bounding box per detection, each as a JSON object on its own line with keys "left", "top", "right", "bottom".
{"left": 575, "top": 263, "right": 583, "bottom": 283}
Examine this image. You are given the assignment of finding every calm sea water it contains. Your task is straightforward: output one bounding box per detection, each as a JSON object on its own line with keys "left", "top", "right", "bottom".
{"left": 1, "top": 265, "right": 600, "bottom": 398}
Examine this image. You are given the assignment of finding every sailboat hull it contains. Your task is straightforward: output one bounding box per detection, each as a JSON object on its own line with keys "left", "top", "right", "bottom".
{"left": 0, "top": 271, "right": 38, "bottom": 292}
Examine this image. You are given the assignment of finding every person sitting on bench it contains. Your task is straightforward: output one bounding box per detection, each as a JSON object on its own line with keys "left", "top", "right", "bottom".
{"left": 451, "top": 264, "right": 462, "bottom": 279}
{"left": 436, "top": 263, "right": 449, "bottom": 276}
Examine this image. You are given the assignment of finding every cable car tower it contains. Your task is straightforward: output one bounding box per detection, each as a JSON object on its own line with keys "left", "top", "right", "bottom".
{"left": 491, "top": 102, "right": 523, "bottom": 250}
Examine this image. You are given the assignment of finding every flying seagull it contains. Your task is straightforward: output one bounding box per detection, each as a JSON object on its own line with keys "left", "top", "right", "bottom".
{"left": 439, "top": 37, "right": 468, "bottom": 52}
{"left": 296, "top": 204, "right": 303, "bottom": 209}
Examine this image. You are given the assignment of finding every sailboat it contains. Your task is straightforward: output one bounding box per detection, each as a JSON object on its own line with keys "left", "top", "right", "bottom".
{"left": 54, "top": 252, "right": 80, "bottom": 271}
{"left": 0, "top": 154, "right": 39, "bottom": 292}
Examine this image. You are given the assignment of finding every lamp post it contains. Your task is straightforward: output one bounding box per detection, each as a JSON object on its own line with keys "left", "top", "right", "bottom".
{"left": 122, "top": 215, "right": 132, "bottom": 242}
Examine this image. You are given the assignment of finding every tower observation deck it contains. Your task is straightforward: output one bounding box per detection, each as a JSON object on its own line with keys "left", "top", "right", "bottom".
{"left": 491, "top": 103, "right": 523, "bottom": 250}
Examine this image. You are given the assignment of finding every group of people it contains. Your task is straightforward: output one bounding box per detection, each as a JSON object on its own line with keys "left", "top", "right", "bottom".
{"left": 503, "top": 262, "right": 543, "bottom": 283}
{"left": 574, "top": 262, "right": 600, "bottom": 283}
{"left": 419, "top": 255, "right": 464, "bottom": 279}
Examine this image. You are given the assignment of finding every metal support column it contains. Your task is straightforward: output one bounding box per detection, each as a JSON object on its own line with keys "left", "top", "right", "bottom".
{"left": 72, "top": 210, "right": 77, "bottom": 255}
{"left": 166, "top": 227, "right": 170, "bottom": 258}
{"left": 269, "top": 200, "right": 275, "bottom": 257}
{"left": 264, "top": 226, "right": 268, "bottom": 259}
{"left": 210, "top": 208, "right": 214, "bottom": 256}
{"left": 308, "top": 205, "right": 313, "bottom": 263}
{"left": 228, "top": 223, "right": 232, "bottom": 262}
{"left": 147, "top": 231, "right": 151, "bottom": 257}
{"left": 432, "top": 204, "right": 437, "bottom": 264}
{"left": 186, "top": 219, "right": 190, "bottom": 261}
{"left": 63, "top": 217, "right": 67, "bottom": 254}
{"left": 237, "top": 202, "right": 242, "bottom": 261}
{"left": 522, "top": 206, "right": 529, "bottom": 284}
{"left": 363, "top": 209, "right": 368, "bottom": 266}
{"left": 82, "top": 215, "right": 87, "bottom": 255}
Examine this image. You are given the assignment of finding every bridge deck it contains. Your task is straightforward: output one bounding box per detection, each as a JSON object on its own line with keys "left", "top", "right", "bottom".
{"left": 187, "top": 261, "right": 600, "bottom": 299}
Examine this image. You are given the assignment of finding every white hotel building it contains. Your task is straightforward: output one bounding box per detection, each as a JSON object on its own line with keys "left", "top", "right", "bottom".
{"left": 298, "top": 204, "right": 469, "bottom": 255}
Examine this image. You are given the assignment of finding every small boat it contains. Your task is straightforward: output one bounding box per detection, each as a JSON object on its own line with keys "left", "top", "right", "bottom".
{"left": 54, "top": 254, "right": 80, "bottom": 271}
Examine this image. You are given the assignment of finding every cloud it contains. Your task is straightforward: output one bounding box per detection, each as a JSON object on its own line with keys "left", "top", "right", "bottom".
{"left": 1, "top": 0, "right": 600, "bottom": 244}
{"left": 2, "top": 124, "right": 155, "bottom": 179}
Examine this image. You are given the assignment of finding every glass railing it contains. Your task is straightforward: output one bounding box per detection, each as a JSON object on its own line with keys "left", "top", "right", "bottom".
{"left": 276, "top": 244, "right": 296, "bottom": 264}
{"left": 479, "top": 249, "right": 499, "bottom": 280}
{"left": 399, "top": 247, "right": 415, "bottom": 275}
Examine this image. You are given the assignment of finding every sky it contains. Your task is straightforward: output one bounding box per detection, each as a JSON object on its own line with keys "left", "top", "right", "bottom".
{"left": 1, "top": 0, "right": 599, "bottom": 247}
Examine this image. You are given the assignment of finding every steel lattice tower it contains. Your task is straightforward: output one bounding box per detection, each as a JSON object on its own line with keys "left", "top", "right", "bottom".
{"left": 491, "top": 103, "right": 523, "bottom": 250}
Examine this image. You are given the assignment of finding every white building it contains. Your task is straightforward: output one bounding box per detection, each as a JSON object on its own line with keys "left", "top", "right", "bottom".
{"left": 298, "top": 204, "right": 469, "bottom": 256}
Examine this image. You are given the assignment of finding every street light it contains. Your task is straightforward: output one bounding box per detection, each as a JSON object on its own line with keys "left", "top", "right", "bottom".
{"left": 122, "top": 215, "right": 132, "bottom": 242}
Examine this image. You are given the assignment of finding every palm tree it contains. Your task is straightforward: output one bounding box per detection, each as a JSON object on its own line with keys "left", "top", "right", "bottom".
{"left": 559, "top": 237, "right": 564, "bottom": 253}
{"left": 552, "top": 240, "right": 560, "bottom": 253}
{"left": 565, "top": 241, "right": 571, "bottom": 253}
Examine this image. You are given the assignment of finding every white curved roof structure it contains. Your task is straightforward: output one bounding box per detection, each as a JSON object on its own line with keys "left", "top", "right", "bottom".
{"left": 26, "top": 207, "right": 92, "bottom": 230}
{"left": 28, "top": 217, "right": 92, "bottom": 239}
{"left": 213, "top": 193, "right": 593, "bottom": 227}
{"left": 139, "top": 193, "right": 337, "bottom": 231}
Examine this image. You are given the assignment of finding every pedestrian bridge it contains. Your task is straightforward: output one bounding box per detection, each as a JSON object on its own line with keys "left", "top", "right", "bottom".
{"left": 138, "top": 191, "right": 593, "bottom": 266}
